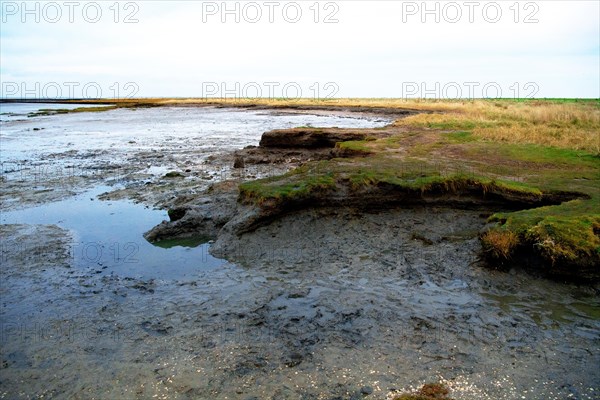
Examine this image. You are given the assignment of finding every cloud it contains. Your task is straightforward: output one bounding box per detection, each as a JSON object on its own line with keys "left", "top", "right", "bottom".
{"left": 1, "top": 0, "right": 598, "bottom": 98}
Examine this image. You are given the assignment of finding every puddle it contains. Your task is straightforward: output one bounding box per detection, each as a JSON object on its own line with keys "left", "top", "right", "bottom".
{"left": 482, "top": 292, "right": 600, "bottom": 326}
{"left": 0, "top": 186, "right": 224, "bottom": 280}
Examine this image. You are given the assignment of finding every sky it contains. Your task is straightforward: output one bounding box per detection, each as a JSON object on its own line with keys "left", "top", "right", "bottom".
{"left": 1, "top": 0, "right": 599, "bottom": 99}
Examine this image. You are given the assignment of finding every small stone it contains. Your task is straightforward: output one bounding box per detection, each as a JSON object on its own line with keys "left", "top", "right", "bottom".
{"left": 164, "top": 171, "right": 184, "bottom": 178}
{"left": 284, "top": 352, "right": 303, "bottom": 367}
{"left": 360, "top": 386, "right": 373, "bottom": 395}
{"left": 233, "top": 155, "right": 245, "bottom": 168}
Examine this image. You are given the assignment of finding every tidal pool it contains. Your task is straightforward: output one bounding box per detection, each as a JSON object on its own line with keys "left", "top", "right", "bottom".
{"left": 0, "top": 185, "right": 223, "bottom": 280}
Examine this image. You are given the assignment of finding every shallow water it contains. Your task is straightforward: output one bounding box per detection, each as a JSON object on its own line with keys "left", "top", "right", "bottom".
{"left": 0, "top": 186, "right": 224, "bottom": 280}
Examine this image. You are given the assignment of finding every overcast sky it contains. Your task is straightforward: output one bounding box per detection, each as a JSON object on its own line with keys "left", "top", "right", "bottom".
{"left": 1, "top": 0, "right": 598, "bottom": 99}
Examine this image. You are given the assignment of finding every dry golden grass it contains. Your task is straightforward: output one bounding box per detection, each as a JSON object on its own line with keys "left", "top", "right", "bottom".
{"left": 474, "top": 125, "right": 598, "bottom": 152}
{"left": 394, "top": 100, "right": 600, "bottom": 153}
{"left": 88, "top": 97, "right": 488, "bottom": 112}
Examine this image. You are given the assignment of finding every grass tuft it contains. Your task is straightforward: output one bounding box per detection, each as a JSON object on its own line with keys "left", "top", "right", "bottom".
{"left": 481, "top": 229, "right": 519, "bottom": 259}
{"left": 393, "top": 383, "right": 453, "bottom": 400}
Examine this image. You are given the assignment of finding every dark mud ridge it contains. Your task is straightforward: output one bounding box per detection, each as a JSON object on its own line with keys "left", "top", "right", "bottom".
{"left": 231, "top": 127, "right": 390, "bottom": 167}
{"left": 145, "top": 126, "right": 592, "bottom": 282}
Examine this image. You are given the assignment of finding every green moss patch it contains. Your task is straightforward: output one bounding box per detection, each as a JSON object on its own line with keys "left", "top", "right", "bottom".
{"left": 239, "top": 157, "right": 548, "bottom": 208}
{"left": 483, "top": 198, "right": 600, "bottom": 276}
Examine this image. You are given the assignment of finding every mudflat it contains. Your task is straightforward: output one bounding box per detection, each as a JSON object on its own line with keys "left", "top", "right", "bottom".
{"left": 1, "top": 99, "right": 599, "bottom": 399}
